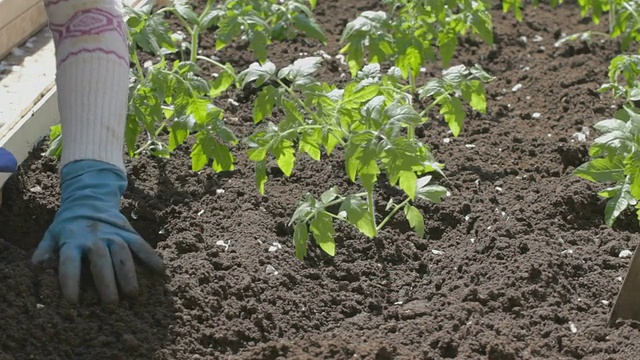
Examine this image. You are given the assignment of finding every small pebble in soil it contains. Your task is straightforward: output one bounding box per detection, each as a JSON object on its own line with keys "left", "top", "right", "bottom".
{"left": 616, "top": 276, "right": 623, "bottom": 282}
{"left": 268, "top": 242, "right": 281, "bottom": 252}
{"left": 216, "top": 189, "right": 225, "bottom": 195}
{"left": 532, "top": 112, "right": 542, "bottom": 118}
{"left": 36, "top": 304, "right": 44, "bottom": 309}
{"left": 432, "top": 249, "right": 444, "bottom": 255}
{"left": 465, "top": 144, "right": 476, "bottom": 148}
{"left": 569, "top": 322, "right": 578, "bottom": 333}
{"left": 495, "top": 187, "right": 503, "bottom": 192}
{"left": 512, "top": 83, "right": 523, "bottom": 92}
{"left": 533, "top": 34, "right": 544, "bottom": 42}
{"left": 443, "top": 138, "right": 451, "bottom": 143}
{"left": 601, "top": 300, "right": 610, "bottom": 306}
{"left": 619, "top": 249, "right": 633, "bottom": 258}
{"left": 266, "top": 265, "right": 278, "bottom": 275}
{"left": 215, "top": 240, "right": 230, "bottom": 251}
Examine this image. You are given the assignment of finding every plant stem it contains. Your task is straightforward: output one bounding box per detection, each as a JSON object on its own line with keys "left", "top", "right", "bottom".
{"left": 196, "top": 55, "right": 234, "bottom": 75}
{"left": 376, "top": 197, "right": 412, "bottom": 231}
{"left": 419, "top": 92, "right": 450, "bottom": 117}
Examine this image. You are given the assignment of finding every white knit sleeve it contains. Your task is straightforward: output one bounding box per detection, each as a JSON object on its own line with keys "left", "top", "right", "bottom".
{"left": 44, "top": 0, "right": 129, "bottom": 172}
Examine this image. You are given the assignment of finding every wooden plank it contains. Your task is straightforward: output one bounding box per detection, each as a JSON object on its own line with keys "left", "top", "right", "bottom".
{"left": 0, "top": 0, "right": 42, "bottom": 30}
{"left": 0, "top": 88, "right": 59, "bottom": 187}
{"left": 0, "top": 1, "right": 47, "bottom": 60}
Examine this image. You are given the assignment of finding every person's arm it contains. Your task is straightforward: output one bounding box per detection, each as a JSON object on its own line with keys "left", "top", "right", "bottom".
{"left": 46, "top": 0, "right": 129, "bottom": 171}
{"left": 30, "top": 0, "right": 165, "bottom": 304}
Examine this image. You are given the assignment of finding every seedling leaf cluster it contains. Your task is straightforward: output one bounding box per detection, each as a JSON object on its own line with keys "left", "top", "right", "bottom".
{"left": 44, "top": 0, "right": 508, "bottom": 259}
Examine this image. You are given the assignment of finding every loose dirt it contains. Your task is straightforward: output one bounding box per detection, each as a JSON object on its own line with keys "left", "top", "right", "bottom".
{"left": 2, "top": 1, "right": 640, "bottom": 359}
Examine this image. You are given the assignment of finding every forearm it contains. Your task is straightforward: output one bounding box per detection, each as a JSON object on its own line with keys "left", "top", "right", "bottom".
{"left": 44, "top": 0, "right": 129, "bottom": 172}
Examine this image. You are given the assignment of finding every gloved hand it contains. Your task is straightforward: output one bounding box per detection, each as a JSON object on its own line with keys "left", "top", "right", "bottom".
{"left": 0, "top": 147, "right": 18, "bottom": 172}
{"left": 31, "top": 160, "right": 165, "bottom": 304}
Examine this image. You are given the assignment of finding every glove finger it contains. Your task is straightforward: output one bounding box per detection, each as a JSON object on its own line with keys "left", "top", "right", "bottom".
{"left": 0, "top": 147, "right": 17, "bottom": 173}
{"left": 58, "top": 243, "right": 82, "bottom": 304}
{"left": 108, "top": 237, "right": 139, "bottom": 297}
{"left": 31, "top": 232, "right": 57, "bottom": 264}
{"left": 123, "top": 233, "right": 165, "bottom": 274}
{"left": 88, "top": 240, "right": 119, "bottom": 304}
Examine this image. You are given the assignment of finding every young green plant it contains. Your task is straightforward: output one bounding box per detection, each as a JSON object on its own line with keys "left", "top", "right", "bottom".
{"left": 338, "top": 0, "right": 494, "bottom": 93}
{"left": 574, "top": 54, "right": 640, "bottom": 226}
{"left": 237, "top": 58, "right": 492, "bottom": 259}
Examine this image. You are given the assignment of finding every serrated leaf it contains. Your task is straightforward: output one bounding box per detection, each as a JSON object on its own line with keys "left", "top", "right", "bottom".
{"left": 397, "top": 46, "right": 422, "bottom": 79}
{"left": 237, "top": 61, "right": 276, "bottom": 88}
{"left": 209, "top": 65, "right": 235, "bottom": 98}
{"left": 399, "top": 170, "right": 418, "bottom": 200}
{"left": 339, "top": 195, "right": 376, "bottom": 238}
{"left": 254, "top": 86, "right": 278, "bottom": 124}
{"left": 404, "top": 205, "right": 425, "bottom": 237}
{"left": 169, "top": 115, "right": 195, "bottom": 150}
{"left": 417, "top": 185, "right": 449, "bottom": 203}
{"left": 573, "top": 158, "right": 623, "bottom": 183}
{"left": 277, "top": 56, "right": 323, "bottom": 85}
{"left": 320, "top": 187, "right": 339, "bottom": 204}
{"left": 299, "top": 127, "right": 322, "bottom": 161}
{"left": 249, "top": 30, "right": 270, "bottom": 63}
{"left": 174, "top": 0, "right": 199, "bottom": 26}
{"left": 440, "top": 96, "right": 466, "bottom": 137}
{"left": 293, "top": 222, "right": 309, "bottom": 260}
{"left": 603, "top": 178, "right": 633, "bottom": 226}
{"left": 310, "top": 212, "right": 336, "bottom": 256}
{"left": 190, "top": 133, "right": 235, "bottom": 172}
{"left": 593, "top": 118, "right": 627, "bottom": 133}
{"left": 293, "top": 14, "right": 327, "bottom": 43}
{"left": 272, "top": 140, "right": 296, "bottom": 176}
{"left": 255, "top": 159, "right": 267, "bottom": 195}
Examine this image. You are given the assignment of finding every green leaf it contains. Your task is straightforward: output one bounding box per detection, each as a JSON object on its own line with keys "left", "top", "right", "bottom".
{"left": 46, "top": 124, "right": 63, "bottom": 159}
{"left": 255, "top": 159, "right": 267, "bottom": 195}
{"left": 397, "top": 46, "right": 422, "bottom": 80}
{"left": 573, "top": 158, "right": 623, "bottom": 183}
{"left": 190, "top": 133, "right": 235, "bottom": 172}
{"left": 399, "top": 170, "right": 418, "bottom": 200}
{"left": 440, "top": 96, "right": 466, "bottom": 137}
{"left": 237, "top": 61, "right": 277, "bottom": 88}
{"left": 272, "top": 140, "right": 296, "bottom": 176}
{"left": 169, "top": 115, "right": 195, "bottom": 150}
{"left": 277, "top": 56, "right": 323, "bottom": 85}
{"left": 339, "top": 195, "right": 377, "bottom": 238}
{"left": 464, "top": 80, "right": 487, "bottom": 113}
{"left": 254, "top": 86, "right": 278, "bottom": 124}
{"left": 209, "top": 65, "right": 235, "bottom": 98}
{"left": 309, "top": 212, "right": 336, "bottom": 256}
{"left": 249, "top": 30, "right": 270, "bottom": 63}
{"left": 299, "top": 127, "right": 322, "bottom": 161}
{"left": 293, "top": 222, "right": 309, "bottom": 260}
{"left": 593, "top": 118, "right": 627, "bottom": 133}
{"left": 320, "top": 187, "right": 339, "bottom": 204}
{"left": 417, "top": 185, "right": 449, "bottom": 204}
{"left": 293, "top": 14, "right": 327, "bottom": 44}
{"left": 602, "top": 178, "right": 634, "bottom": 227}
{"left": 174, "top": 0, "right": 199, "bottom": 26}
{"left": 437, "top": 30, "right": 458, "bottom": 67}
{"left": 404, "top": 205, "right": 425, "bottom": 238}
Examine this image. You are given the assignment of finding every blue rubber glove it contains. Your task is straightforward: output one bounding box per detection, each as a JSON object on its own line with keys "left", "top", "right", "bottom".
{"left": 31, "top": 160, "right": 165, "bottom": 304}
{"left": 0, "top": 147, "right": 18, "bottom": 172}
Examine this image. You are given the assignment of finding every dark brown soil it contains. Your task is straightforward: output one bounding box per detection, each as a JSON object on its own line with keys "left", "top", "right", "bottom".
{"left": 2, "top": 1, "right": 640, "bottom": 359}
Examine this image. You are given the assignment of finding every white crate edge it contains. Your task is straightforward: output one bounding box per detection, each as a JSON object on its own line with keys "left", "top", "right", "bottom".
{"left": 0, "top": 0, "right": 156, "bottom": 190}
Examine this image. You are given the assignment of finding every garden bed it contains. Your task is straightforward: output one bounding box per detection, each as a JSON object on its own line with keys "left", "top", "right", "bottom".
{"left": 1, "top": 0, "right": 640, "bottom": 359}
